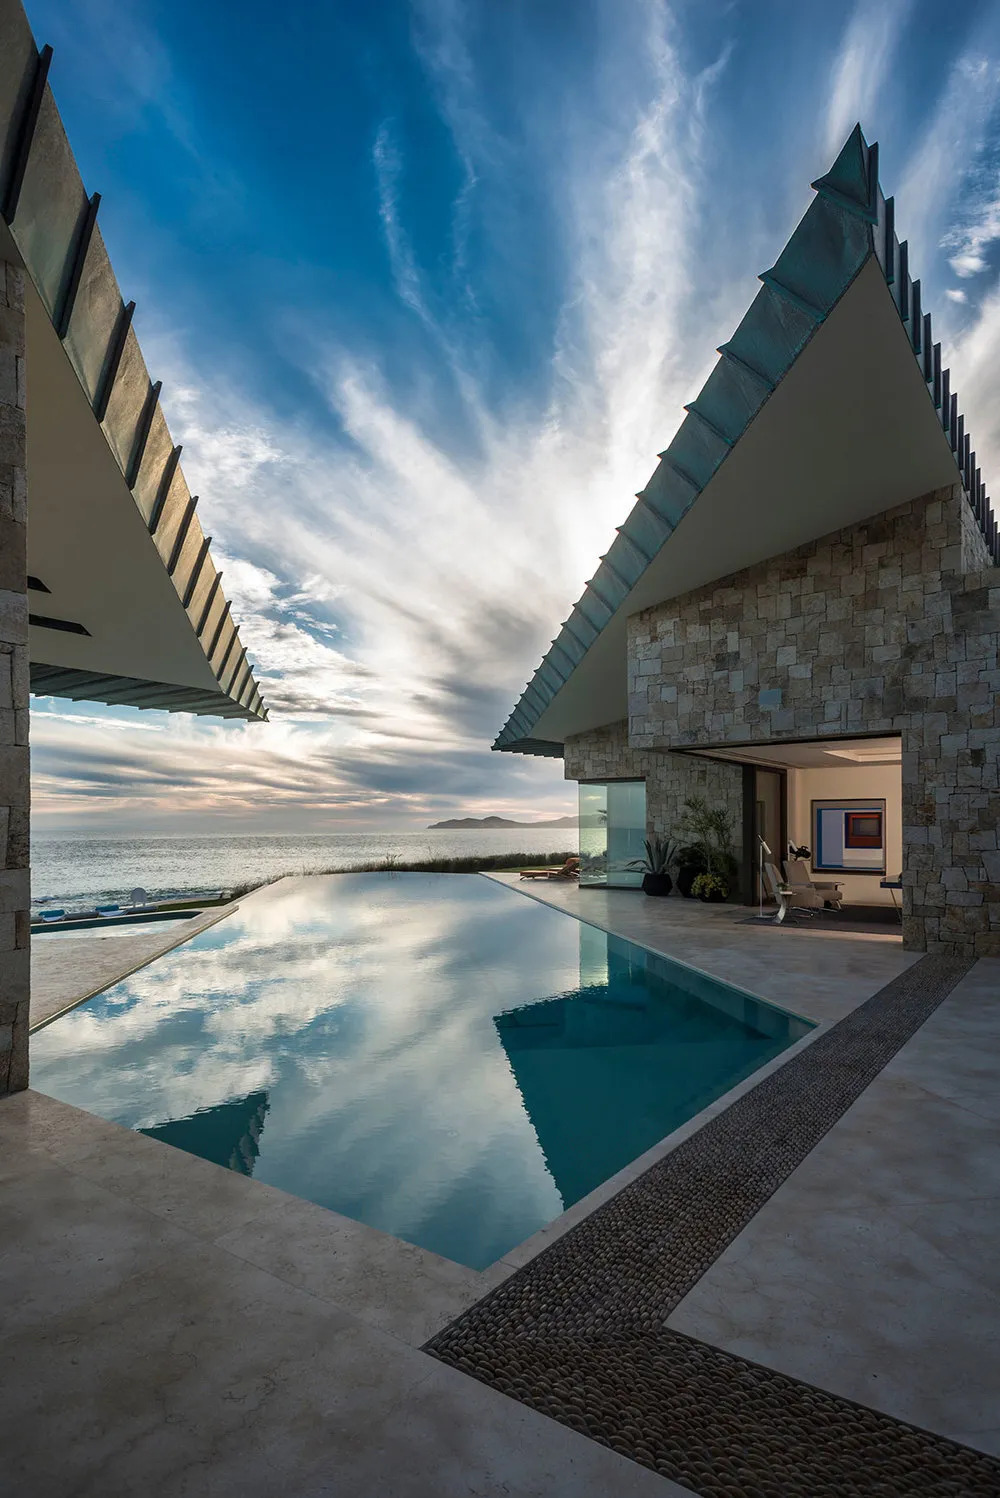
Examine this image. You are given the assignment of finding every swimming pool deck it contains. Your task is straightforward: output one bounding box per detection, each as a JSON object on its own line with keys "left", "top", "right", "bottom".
{"left": 1, "top": 873, "right": 998, "bottom": 1494}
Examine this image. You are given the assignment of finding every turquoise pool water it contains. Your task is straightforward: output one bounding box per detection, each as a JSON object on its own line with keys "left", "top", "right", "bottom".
{"left": 30, "top": 874, "right": 812, "bottom": 1268}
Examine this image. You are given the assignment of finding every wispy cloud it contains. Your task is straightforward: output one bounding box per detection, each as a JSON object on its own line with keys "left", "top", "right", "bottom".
{"left": 373, "top": 118, "right": 433, "bottom": 323}
{"left": 824, "top": 0, "right": 912, "bottom": 158}
{"left": 897, "top": 49, "right": 1000, "bottom": 269}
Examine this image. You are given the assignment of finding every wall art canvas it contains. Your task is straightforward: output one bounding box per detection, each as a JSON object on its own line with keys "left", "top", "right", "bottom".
{"left": 812, "top": 799, "right": 886, "bottom": 875}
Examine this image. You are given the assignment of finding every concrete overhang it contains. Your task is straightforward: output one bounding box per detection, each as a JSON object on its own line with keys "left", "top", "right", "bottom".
{"left": 0, "top": 1, "right": 266, "bottom": 720}
{"left": 495, "top": 127, "right": 994, "bottom": 757}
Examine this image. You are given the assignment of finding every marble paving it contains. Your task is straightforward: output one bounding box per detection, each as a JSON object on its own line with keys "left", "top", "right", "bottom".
{"left": 0, "top": 1089, "right": 683, "bottom": 1498}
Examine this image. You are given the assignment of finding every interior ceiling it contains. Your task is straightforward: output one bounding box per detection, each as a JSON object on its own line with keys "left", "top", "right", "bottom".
{"left": 530, "top": 257, "right": 961, "bottom": 744}
{"left": 22, "top": 272, "right": 221, "bottom": 694}
{"left": 691, "top": 735, "right": 902, "bottom": 770}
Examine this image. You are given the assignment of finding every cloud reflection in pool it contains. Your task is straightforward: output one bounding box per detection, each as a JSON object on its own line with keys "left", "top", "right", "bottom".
{"left": 30, "top": 875, "right": 810, "bottom": 1268}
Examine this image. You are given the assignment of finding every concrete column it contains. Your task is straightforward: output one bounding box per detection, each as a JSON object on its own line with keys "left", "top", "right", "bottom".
{"left": 0, "top": 258, "right": 29, "bottom": 1095}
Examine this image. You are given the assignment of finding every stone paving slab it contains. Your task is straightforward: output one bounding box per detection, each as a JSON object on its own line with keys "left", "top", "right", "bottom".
{"left": 0, "top": 1092, "right": 682, "bottom": 1497}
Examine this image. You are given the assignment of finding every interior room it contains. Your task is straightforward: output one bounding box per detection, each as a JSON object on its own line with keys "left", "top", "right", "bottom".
{"left": 699, "top": 736, "right": 903, "bottom": 915}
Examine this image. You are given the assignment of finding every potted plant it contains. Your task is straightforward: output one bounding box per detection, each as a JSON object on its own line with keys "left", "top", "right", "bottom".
{"left": 691, "top": 870, "right": 729, "bottom": 903}
{"left": 681, "top": 797, "right": 737, "bottom": 898}
{"left": 675, "top": 843, "right": 708, "bottom": 898}
{"left": 629, "top": 835, "right": 679, "bottom": 896}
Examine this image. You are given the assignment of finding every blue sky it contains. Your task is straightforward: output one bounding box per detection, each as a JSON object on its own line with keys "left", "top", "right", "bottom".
{"left": 25, "top": 0, "right": 1000, "bottom": 832}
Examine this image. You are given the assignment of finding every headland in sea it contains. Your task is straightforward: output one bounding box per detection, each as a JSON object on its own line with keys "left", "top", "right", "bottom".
{"left": 30, "top": 829, "right": 579, "bottom": 913}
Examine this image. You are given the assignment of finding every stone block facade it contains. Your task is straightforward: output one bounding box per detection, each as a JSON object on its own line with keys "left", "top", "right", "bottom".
{"left": 0, "top": 260, "right": 29, "bottom": 1094}
{"left": 563, "top": 721, "right": 744, "bottom": 880}
{"left": 624, "top": 484, "right": 999, "bottom": 958}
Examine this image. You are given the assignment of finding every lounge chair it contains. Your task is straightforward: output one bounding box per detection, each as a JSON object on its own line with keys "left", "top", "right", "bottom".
{"left": 96, "top": 903, "right": 122, "bottom": 918}
{"left": 38, "top": 908, "right": 65, "bottom": 923}
{"left": 763, "top": 863, "right": 817, "bottom": 923}
{"left": 520, "top": 857, "right": 580, "bottom": 881}
{"left": 783, "top": 858, "right": 843, "bottom": 910}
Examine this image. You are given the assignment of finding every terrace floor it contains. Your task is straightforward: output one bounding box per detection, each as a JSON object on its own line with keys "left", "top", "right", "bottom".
{"left": 1, "top": 874, "right": 998, "bottom": 1494}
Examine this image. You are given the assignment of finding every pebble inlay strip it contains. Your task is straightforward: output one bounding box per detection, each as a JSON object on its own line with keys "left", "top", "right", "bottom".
{"left": 427, "top": 954, "right": 1000, "bottom": 1495}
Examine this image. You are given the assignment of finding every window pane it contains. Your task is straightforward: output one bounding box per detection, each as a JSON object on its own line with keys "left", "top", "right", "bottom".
{"left": 579, "top": 784, "right": 608, "bottom": 886}
{"left": 578, "top": 781, "right": 646, "bottom": 888}
{"left": 607, "top": 781, "right": 646, "bottom": 887}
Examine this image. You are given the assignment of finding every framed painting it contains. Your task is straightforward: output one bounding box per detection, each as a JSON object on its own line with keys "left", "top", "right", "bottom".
{"left": 812, "top": 799, "right": 886, "bottom": 875}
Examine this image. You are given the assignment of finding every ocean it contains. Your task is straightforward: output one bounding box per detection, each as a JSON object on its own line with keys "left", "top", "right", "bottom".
{"left": 30, "top": 829, "right": 579, "bottom": 913}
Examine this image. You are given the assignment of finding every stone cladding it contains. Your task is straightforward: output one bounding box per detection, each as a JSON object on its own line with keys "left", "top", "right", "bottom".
{"left": 563, "top": 722, "right": 744, "bottom": 874}
{"left": 0, "top": 261, "right": 28, "bottom": 1094}
{"left": 625, "top": 484, "right": 999, "bottom": 957}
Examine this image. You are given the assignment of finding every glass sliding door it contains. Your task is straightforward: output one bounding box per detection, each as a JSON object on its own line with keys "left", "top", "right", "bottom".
{"left": 578, "top": 780, "right": 646, "bottom": 888}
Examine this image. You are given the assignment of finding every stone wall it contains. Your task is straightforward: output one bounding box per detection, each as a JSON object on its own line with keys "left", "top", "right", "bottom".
{"left": 626, "top": 484, "right": 999, "bottom": 957}
{"left": 0, "top": 260, "right": 29, "bottom": 1094}
{"left": 564, "top": 720, "right": 744, "bottom": 875}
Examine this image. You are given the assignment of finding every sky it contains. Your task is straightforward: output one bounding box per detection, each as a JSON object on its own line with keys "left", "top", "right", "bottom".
{"left": 23, "top": 0, "right": 1000, "bottom": 834}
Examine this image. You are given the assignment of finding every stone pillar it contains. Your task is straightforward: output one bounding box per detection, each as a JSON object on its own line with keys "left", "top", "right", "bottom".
{"left": 0, "top": 259, "right": 29, "bottom": 1095}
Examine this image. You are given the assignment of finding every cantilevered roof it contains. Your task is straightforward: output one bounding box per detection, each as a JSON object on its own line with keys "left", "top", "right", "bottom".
{"left": 0, "top": 0, "right": 266, "bottom": 720}
{"left": 494, "top": 127, "right": 994, "bottom": 757}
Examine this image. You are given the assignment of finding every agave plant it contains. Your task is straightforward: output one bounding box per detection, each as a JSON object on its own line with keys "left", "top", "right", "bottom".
{"left": 629, "top": 835, "right": 679, "bottom": 875}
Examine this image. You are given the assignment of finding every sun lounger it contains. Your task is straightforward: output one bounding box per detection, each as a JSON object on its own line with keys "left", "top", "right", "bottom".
{"left": 519, "top": 857, "right": 580, "bottom": 881}
{"left": 38, "top": 908, "right": 65, "bottom": 923}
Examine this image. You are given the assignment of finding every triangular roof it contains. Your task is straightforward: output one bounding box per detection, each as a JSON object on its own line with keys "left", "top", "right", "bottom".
{"left": 1, "top": 5, "right": 267, "bottom": 720}
{"left": 495, "top": 126, "right": 994, "bottom": 757}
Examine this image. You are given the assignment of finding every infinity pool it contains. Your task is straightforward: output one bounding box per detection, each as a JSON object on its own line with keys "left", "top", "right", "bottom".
{"left": 31, "top": 874, "right": 812, "bottom": 1268}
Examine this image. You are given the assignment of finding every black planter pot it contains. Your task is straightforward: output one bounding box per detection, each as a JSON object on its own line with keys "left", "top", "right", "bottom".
{"left": 675, "top": 865, "right": 702, "bottom": 898}
{"left": 641, "top": 872, "right": 673, "bottom": 897}
{"left": 698, "top": 887, "right": 726, "bottom": 903}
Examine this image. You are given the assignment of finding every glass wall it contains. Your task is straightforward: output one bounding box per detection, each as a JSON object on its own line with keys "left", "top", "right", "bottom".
{"left": 578, "top": 781, "right": 647, "bottom": 888}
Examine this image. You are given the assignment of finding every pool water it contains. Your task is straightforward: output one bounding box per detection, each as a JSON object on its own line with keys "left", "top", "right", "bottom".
{"left": 30, "top": 874, "right": 812, "bottom": 1269}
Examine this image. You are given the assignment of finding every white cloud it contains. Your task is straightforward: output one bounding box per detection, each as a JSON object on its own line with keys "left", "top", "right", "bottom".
{"left": 824, "top": 0, "right": 912, "bottom": 159}
{"left": 945, "top": 274, "right": 1000, "bottom": 490}
{"left": 944, "top": 189, "right": 1000, "bottom": 278}
{"left": 372, "top": 119, "right": 433, "bottom": 325}
{"left": 898, "top": 53, "right": 1000, "bottom": 269}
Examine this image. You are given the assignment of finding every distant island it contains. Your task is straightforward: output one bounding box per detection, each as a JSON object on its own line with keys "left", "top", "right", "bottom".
{"left": 428, "top": 814, "right": 578, "bottom": 829}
